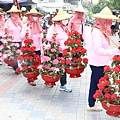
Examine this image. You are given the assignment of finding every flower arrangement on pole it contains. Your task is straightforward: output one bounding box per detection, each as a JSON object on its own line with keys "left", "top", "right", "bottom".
{"left": 39, "top": 36, "right": 65, "bottom": 86}
{"left": 62, "top": 30, "right": 88, "bottom": 78}
{"left": 15, "top": 39, "right": 41, "bottom": 86}
{"left": 0, "top": 34, "right": 21, "bottom": 66}
{"left": 93, "top": 51, "right": 120, "bottom": 116}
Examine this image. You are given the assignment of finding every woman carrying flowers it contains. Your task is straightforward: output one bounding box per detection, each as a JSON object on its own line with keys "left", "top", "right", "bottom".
{"left": 87, "top": 6, "right": 120, "bottom": 111}
{"left": 0, "top": 9, "right": 5, "bottom": 65}
{"left": 46, "top": 10, "right": 72, "bottom": 92}
{"left": 20, "top": 8, "right": 43, "bottom": 57}
{"left": 68, "top": 4, "right": 86, "bottom": 43}
{"left": 4, "top": 5, "right": 23, "bottom": 73}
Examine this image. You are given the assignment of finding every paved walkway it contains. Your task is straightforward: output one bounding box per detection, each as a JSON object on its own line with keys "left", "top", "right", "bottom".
{"left": 0, "top": 27, "right": 120, "bottom": 120}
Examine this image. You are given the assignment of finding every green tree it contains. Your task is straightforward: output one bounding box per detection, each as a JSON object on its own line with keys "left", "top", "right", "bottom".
{"left": 108, "top": 0, "right": 120, "bottom": 10}
{"left": 92, "top": 0, "right": 109, "bottom": 13}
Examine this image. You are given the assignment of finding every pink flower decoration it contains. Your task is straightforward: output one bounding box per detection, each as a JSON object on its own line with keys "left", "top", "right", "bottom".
{"left": 15, "top": 43, "right": 20, "bottom": 47}
{"left": 42, "top": 56, "right": 51, "bottom": 62}
{"left": 51, "top": 48, "right": 56, "bottom": 52}
{"left": 0, "top": 52, "right": 2, "bottom": 56}
{"left": 16, "top": 49, "right": 21, "bottom": 53}
{"left": 0, "top": 45, "right": 4, "bottom": 50}
{"left": 53, "top": 59, "right": 58, "bottom": 64}
{"left": 3, "top": 54, "right": 8, "bottom": 58}
{"left": 46, "top": 46, "right": 51, "bottom": 50}
{"left": 42, "top": 38, "right": 47, "bottom": 41}
{"left": 58, "top": 47, "right": 62, "bottom": 52}
{"left": 49, "top": 67, "right": 55, "bottom": 71}
{"left": 56, "top": 41, "right": 60, "bottom": 45}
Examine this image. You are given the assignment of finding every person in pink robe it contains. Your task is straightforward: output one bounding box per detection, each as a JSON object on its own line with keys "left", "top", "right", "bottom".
{"left": 46, "top": 10, "right": 72, "bottom": 92}
{"left": 0, "top": 10, "right": 5, "bottom": 65}
{"left": 68, "top": 5, "right": 86, "bottom": 43}
{"left": 87, "top": 7, "right": 119, "bottom": 111}
{"left": 21, "top": 8, "right": 43, "bottom": 56}
{"left": 20, "top": 8, "right": 43, "bottom": 86}
{"left": 4, "top": 5, "right": 23, "bottom": 73}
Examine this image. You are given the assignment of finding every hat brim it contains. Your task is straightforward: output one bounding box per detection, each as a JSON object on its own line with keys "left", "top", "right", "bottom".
{"left": 52, "top": 14, "right": 72, "bottom": 21}
{"left": 7, "top": 10, "right": 22, "bottom": 13}
{"left": 0, "top": 12, "right": 5, "bottom": 15}
{"left": 74, "top": 8, "right": 85, "bottom": 13}
{"left": 93, "top": 14, "right": 119, "bottom": 20}
{"left": 25, "top": 12, "right": 43, "bottom": 17}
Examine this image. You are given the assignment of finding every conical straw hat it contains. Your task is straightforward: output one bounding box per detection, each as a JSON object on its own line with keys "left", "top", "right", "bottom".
{"left": 0, "top": 8, "right": 3, "bottom": 12}
{"left": 52, "top": 10, "right": 72, "bottom": 21}
{"left": 93, "top": 6, "right": 118, "bottom": 20}
{"left": 25, "top": 8, "right": 42, "bottom": 17}
{"left": 0, "top": 11, "right": 5, "bottom": 15}
{"left": 74, "top": 4, "right": 85, "bottom": 12}
{"left": 7, "top": 5, "right": 21, "bottom": 13}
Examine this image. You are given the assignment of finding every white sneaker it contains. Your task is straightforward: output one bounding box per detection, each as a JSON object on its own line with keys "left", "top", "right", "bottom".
{"left": 87, "top": 105, "right": 103, "bottom": 112}
{"left": 8, "top": 66, "right": 12, "bottom": 68}
{"left": 0, "top": 62, "right": 2, "bottom": 65}
{"left": 59, "top": 84, "right": 72, "bottom": 93}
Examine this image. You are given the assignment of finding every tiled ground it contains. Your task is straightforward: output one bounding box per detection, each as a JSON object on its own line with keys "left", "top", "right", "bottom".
{"left": 0, "top": 27, "right": 120, "bottom": 120}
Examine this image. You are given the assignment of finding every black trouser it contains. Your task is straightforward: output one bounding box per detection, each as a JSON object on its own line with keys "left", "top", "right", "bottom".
{"left": 35, "top": 50, "right": 41, "bottom": 56}
{"left": 13, "top": 42, "right": 21, "bottom": 71}
{"left": 59, "top": 53, "right": 67, "bottom": 86}
{"left": 88, "top": 65, "right": 105, "bottom": 107}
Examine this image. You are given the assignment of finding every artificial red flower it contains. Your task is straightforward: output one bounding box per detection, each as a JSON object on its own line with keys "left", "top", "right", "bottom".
{"left": 66, "top": 59, "right": 72, "bottom": 64}
{"left": 111, "top": 94, "right": 117, "bottom": 100}
{"left": 76, "top": 39, "right": 81, "bottom": 45}
{"left": 104, "top": 66, "right": 111, "bottom": 72}
{"left": 60, "top": 59, "right": 66, "bottom": 64}
{"left": 22, "top": 66, "right": 28, "bottom": 71}
{"left": 104, "top": 88, "right": 110, "bottom": 93}
{"left": 113, "top": 66, "right": 120, "bottom": 73}
{"left": 70, "top": 39, "right": 75, "bottom": 44}
{"left": 105, "top": 93, "right": 111, "bottom": 99}
{"left": 18, "top": 55, "right": 23, "bottom": 61}
{"left": 93, "top": 90, "right": 102, "bottom": 99}
{"left": 16, "top": 68, "right": 20, "bottom": 73}
{"left": 112, "top": 55, "right": 120, "bottom": 61}
{"left": 116, "top": 80, "right": 120, "bottom": 84}
{"left": 83, "top": 58, "right": 88, "bottom": 63}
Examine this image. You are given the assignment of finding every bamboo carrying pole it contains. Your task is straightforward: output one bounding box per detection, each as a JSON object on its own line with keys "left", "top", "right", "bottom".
{"left": 94, "top": 26, "right": 118, "bottom": 47}
{"left": 13, "top": 0, "right": 22, "bottom": 19}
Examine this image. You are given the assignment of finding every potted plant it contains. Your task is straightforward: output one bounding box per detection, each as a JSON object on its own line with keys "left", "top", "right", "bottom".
{"left": 15, "top": 39, "right": 41, "bottom": 86}
{"left": 62, "top": 30, "right": 88, "bottom": 78}
{"left": 93, "top": 53, "right": 120, "bottom": 116}
{"left": 39, "top": 36, "right": 65, "bottom": 86}
{"left": 0, "top": 34, "right": 21, "bottom": 66}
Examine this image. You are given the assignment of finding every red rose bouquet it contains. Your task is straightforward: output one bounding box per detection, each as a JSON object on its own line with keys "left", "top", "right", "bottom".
{"left": 15, "top": 39, "right": 41, "bottom": 74}
{"left": 94, "top": 54, "right": 120, "bottom": 107}
{"left": 62, "top": 30, "right": 88, "bottom": 70}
